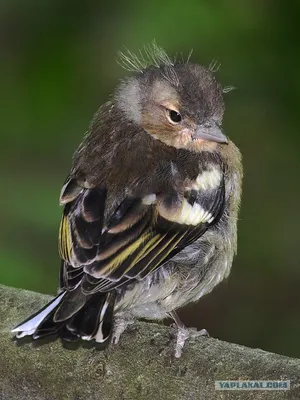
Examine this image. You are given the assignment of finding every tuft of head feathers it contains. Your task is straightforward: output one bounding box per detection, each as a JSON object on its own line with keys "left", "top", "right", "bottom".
{"left": 117, "top": 41, "right": 180, "bottom": 86}
{"left": 117, "top": 42, "right": 234, "bottom": 95}
{"left": 222, "top": 86, "right": 236, "bottom": 94}
{"left": 117, "top": 41, "right": 174, "bottom": 72}
{"left": 208, "top": 59, "right": 221, "bottom": 73}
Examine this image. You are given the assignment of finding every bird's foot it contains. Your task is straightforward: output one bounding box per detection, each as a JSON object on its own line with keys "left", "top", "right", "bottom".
{"left": 111, "top": 316, "right": 134, "bottom": 345}
{"left": 168, "top": 310, "right": 209, "bottom": 358}
{"left": 174, "top": 325, "right": 209, "bottom": 358}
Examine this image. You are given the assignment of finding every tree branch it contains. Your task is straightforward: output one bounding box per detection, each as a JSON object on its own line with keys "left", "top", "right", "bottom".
{"left": 0, "top": 284, "right": 299, "bottom": 399}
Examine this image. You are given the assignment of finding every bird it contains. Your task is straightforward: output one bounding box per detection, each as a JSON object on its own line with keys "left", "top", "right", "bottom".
{"left": 12, "top": 43, "right": 243, "bottom": 358}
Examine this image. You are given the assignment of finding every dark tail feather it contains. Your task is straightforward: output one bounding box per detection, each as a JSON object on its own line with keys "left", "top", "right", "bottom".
{"left": 93, "top": 291, "right": 116, "bottom": 343}
{"left": 12, "top": 289, "right": 116, "bottom": 345}
{"left": 67, "top": 291, "right": 116, "bottom": 342}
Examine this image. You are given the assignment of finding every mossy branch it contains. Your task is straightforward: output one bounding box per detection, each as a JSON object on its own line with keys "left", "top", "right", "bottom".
{"left": 0, "top": 284, "right": 299, "bottom": 399}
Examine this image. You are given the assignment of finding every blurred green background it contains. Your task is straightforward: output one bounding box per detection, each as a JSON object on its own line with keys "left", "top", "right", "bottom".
{"left": 1, "top": 1, "right": 299, "bottom": 359}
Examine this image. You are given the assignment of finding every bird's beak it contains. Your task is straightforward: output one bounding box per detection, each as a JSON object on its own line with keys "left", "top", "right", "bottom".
{"left": 193, "top": 123, "right": 228, "bottom": 144}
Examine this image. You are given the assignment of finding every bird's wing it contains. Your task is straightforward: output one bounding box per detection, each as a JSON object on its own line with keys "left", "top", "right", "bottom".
{"left": 58, "top": 174, "right": 225, "bottom": 294}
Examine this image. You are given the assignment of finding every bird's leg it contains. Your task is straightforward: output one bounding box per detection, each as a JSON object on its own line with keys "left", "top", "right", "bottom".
{"left": 168, "top": 310, "right": 209, "bottom": 358}
{"left": 111, "top": 315, "right": 135, "bottom": 345}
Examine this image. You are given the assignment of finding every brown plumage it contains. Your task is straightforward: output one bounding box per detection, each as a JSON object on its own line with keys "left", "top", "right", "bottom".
{"left": 12, "top": 43, "right": 242, "bottom": 357}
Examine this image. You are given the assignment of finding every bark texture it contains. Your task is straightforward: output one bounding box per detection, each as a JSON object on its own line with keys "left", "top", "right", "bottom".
{"left": 0, "top": 284, "right": 299, "bottom": 400}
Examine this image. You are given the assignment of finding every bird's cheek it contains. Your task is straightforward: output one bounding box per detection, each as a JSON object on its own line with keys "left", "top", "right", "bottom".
{"left": 175, "top": 128, "right": 193, "bottom": 145}
{"left": 179, "top": 127, "right": 193, "bottom": 137}
{"left": 166, "top": 131, "right": 189, "bottom": 150}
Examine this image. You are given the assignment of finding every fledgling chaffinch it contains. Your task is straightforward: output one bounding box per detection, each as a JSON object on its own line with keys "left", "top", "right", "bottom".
{"left": 12, "top": 43, "right": 242, "bottom": 357}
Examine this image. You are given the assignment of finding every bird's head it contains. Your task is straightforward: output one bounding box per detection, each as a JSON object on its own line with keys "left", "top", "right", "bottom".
{"left": 115, "top": 44, "right": 228, "bottom": 152}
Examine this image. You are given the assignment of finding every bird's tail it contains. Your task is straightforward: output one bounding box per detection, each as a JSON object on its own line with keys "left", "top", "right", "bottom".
{"left": 11, "top": 286, "right": 116, "bottom": 345}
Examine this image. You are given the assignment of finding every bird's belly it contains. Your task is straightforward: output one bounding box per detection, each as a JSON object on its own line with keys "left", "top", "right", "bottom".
{"left": 114, "top": 236, "right": 233, "bottom": 320}
{"left": 114, "top": 269, "right": 178, "bottom": 320}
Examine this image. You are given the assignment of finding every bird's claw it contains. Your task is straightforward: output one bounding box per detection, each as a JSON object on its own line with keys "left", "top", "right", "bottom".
{"left": 111, "top": 317, "right": 134, "bottom": 345}
{"left": 174, "top": 326, "right": 209, "bottom": 358}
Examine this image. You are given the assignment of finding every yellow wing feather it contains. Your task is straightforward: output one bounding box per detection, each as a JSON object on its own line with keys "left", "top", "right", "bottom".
{"left": 97, "top": 231, "right": 153, "bottom": 276}
{"left": 58, "top": 215, "right": 72, "bottom": 263}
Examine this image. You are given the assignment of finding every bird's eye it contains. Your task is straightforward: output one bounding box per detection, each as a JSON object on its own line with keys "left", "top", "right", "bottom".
{"left": 168, "top": 109, "right": 182, "bottom": 124}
